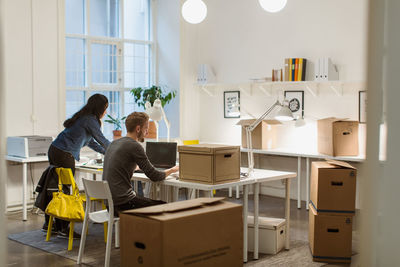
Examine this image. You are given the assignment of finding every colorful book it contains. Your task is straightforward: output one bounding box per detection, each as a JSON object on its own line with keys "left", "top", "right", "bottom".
{"left": 298, "top": 58, "right": 303, "bottom": 81}
{"left": 291, "top": 58, "right": 296, "bottom": 81}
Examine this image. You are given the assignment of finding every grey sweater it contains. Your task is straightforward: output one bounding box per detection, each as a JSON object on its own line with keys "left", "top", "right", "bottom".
{"left": 103, "top": 137, "right": 165, "bottom": 206}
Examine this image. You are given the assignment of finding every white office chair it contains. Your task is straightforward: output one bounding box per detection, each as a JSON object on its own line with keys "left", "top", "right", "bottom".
{"left": 77, "top": 178, "right": 120, "bottom": 267}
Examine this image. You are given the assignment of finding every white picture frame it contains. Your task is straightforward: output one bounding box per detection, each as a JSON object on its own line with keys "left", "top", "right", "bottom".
{"left": 284, "top": 90, "right": 304, "bottom": 119}
{"left": 224, "top": 91, "right": 240, "bottom": 118}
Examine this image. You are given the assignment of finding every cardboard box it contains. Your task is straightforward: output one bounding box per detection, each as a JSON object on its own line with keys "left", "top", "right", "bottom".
{"left": 120, "top": 198, "right": 243, "bottom": 267}
{"left": 247, "top": 216, "right": 285, "bottom": 255}
{"left": 178, "top": 144, "right": 240, "bottom": 184}
{"left": 317, "top": 118, "right": 359, "bottom": 156}
{"left": 236, "top": 119, "right": 281, "bottom": 150}
{"left": 309, "top": 204, "right": 353, "bottom": 263}
{"left": 310, "top": 160, "right": 356, "bottom": 215}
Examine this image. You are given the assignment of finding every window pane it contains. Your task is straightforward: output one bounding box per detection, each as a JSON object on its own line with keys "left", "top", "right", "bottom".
{"left": 90, "top": 0, "right": 119, "bottom": 37}
{"left": 66, "top": 90, "right": 86, "bottom": 119}
{"left": 66, "top": 38, "right": 86, "bottom": 87}
{"left": 123, "top": 43, "right": 151, "bottom": 88}
{"left": 124, "top": 0, "right": 150, "bottom": 40}
{"left": 90, "top": 91, "right": 120, "bottom": 140}
{"left": 91, "top": 43, "right": 118, "bottom": 84}
{"left": 66, "top": 0, "right": 85, "bottom": 34}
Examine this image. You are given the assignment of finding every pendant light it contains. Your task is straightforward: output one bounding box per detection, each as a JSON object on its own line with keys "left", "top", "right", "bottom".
{"left": 258, "top": 0, "right": 287, "bottom": 13}
{"left": 182, "top": 0, "right": 207, "bottom": 24}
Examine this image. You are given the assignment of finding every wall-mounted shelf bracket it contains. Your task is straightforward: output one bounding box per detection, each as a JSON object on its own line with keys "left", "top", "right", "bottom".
{"left": 239, "top": 85, "right": 252, "bottom": 96}
{"left": 329, "top": 83, "right": 343, "bottom": 96}
{"left": 201, "top": 85, "right": 214, "bottom": 97}
{"left": 258, "top": 84, "right": 272, "bottom": 96}
{"left": 305, "top": 83, "right": 318, "bottom": 97}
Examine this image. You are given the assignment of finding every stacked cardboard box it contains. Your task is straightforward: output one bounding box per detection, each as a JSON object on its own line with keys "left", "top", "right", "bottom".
{"left": 309, "top": 160, "right": 357, "bottom": 263}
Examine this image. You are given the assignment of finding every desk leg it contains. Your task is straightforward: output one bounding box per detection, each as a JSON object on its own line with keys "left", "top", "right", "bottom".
{"left": 285, "top": 179, "right": 291, "bottom": 250}
{"left": 22, "top": 162, "right": 28, "bottom": 221}
{"left": 229, "top": 187, "right": 232, "bottom": 198}
{"left": 236, "top": 185, "right": 240, "bottom": 199}
{"left": 173, "top": 187, "right": 179, "bottom": 202}
{"left": 254, "top": 183, "right": 260, "bottom": 260}
{"left": 243, "top": 184, "right": 249, "bottom": 263}
{"left": 306, "top": 158, "right": 310, "bottom": 210}
{"left": 297, "top": 157, "right": 301, "bottom": 209}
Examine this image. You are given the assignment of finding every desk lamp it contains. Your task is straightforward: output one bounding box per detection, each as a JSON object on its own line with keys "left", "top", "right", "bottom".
{"left": 246, "top": 100, "right": 293, "bottom": 176}
{"left": 145, "top": 99, "right": 171, "bottom": 142}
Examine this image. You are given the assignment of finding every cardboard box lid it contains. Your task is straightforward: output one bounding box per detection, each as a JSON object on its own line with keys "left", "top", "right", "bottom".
{"left": 178, "top": 144, "right": 239, "bottom": 153}
{"left": 122, "top": 197, "right": 241, "bottom": 221}
{"left": 314, "top": 159, "right": 356, "bottom": 170}
{"left": 318, "top": 117, "right": 358, "bottom": 124}
{"left": 247, "top": 215, "right": 286, "bottom": 229}
{"left": 236, "top": 119, "right": 281, "bottom": 127}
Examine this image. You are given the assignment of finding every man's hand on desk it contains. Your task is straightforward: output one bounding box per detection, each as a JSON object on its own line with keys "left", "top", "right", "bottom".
{"left": 165, "top": 165, "right": 179, "bottom": 178}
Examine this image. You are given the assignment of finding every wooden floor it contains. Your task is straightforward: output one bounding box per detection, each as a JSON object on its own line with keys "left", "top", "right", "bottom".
{"left": 6, "top": 191, "right": 356, "bottom": 266}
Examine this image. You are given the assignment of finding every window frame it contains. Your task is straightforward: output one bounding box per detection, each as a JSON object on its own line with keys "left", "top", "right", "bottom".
{"left": 65, "top": 0, "right": 155, "bottom": 124}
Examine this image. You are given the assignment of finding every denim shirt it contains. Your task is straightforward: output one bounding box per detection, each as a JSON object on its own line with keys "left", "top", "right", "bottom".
{"left": 52, "top": 115, "right": 111, "bottom": 161}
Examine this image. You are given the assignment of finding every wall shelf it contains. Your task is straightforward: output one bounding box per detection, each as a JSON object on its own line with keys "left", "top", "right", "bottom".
{"left": 195, "top": 81, "right": 365, "bottom": 97}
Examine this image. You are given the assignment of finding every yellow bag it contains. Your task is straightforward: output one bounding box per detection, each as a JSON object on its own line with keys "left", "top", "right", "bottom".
{"left": 45, "top": 168, "right": 85, "bottom": 222}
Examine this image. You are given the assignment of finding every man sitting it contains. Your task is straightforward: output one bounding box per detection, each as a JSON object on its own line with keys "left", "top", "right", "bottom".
{"left": 103, "top": 112, "right": 179, "bottom": 215}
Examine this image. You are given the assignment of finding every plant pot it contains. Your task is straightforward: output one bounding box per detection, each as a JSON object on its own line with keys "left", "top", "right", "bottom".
{"left": 146, "top": 121, "right": 157, "bottom": 139}
{"left": 113, "top": 130, "right": 122, "bottom": 140}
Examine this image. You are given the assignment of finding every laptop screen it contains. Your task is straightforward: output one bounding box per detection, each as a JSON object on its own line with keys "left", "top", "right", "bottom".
{"left": 145, "top": 142, "right": 177, "bottom": 169}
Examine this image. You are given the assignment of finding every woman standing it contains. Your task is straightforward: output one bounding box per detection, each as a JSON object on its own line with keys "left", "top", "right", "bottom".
{"left": 45, "top": 93, "right": 111, "bottom": 238}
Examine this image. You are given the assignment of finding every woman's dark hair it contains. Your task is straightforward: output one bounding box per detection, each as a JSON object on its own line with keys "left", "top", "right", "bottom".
{"left": 63, "top": 94, "right": 109, "bottom": 128}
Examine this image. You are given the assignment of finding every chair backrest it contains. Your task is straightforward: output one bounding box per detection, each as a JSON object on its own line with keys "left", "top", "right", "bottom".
{"left": 82, "top": 178, "right": 114, "bottom": 207}
{"left": 55, "top": 167, "right": 78, "bottom": 194}
{"left": 55, "top": 167, "right": 75, "bottom": 185}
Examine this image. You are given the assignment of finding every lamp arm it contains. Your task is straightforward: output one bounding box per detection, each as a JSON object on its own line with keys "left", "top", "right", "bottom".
{"left": 246, "top": 100, "right": 280, "bottom": 176}
{"left": 247, "top": 100, "right": 280, "bottom": 132}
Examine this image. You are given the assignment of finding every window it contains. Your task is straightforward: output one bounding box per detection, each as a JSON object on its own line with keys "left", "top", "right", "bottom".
{"left": 65, "top": 0, "right": 153, "bottom": 140}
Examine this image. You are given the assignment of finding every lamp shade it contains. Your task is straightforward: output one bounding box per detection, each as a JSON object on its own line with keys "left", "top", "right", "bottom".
{"left": 274, "top": 105, "right": 293, "bottom": 121}
{"left": 258, "top": 0, "right": 287, "bottom": 13}
{"left": 182, "top": 0, "right": 207, "bottom": 24}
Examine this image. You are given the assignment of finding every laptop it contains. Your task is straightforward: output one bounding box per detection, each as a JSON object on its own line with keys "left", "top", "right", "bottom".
{"left": 138, "top": 142, "right": 177, "bottom": 172}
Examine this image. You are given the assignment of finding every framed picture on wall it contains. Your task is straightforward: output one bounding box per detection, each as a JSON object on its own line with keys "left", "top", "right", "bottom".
{"left": 224, "top": 91, "right": 240, "bottom": 118}
{"left": 284, "top": 90, "right": 304, "bottom": 119}
{"left": 359, "top": 91, "right": 367, "bottom": 123}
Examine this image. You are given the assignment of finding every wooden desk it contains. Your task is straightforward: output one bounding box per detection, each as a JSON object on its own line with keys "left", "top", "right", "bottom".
{"left": 6, "top": 155, "right": 48, "bottom": 221}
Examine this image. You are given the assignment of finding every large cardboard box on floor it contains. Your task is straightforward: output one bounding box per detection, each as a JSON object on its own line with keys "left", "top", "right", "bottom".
{"left": 247, "top": 216, "right": 286, "bottom": 255}
{"left": 178, "top": 144, "right": 240, "bottom": 184}
{"left": 120, "top": 198, "right": 243, "bottom": 267}
{"left": 309, "top": 203, "right": 353, "bottom": 263}
{"left": 317, "top": 117, "right": 359, "bottom": 156}
{"left": 236, "top": 119, "right": 281, "bottom": 150}
{"left": 310, "top": 160, "right": 357, "bottom": 215}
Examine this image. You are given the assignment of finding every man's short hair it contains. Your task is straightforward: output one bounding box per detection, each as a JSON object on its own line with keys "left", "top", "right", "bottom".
{"left": 125, "top": 112, "right": 149, "bottom": 133}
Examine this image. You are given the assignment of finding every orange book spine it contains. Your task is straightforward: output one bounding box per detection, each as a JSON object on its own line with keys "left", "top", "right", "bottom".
{"left": 294, "top": 58, "right": 299, "bottom": 81}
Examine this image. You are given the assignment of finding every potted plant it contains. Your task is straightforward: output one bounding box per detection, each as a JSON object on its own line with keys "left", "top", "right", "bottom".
{"left": 104, "top": 114, "right": 127, "bottom": 140}
{"left": 130, "top": 85, "right": 177, "bottom": 139}
{"left": 130, "top": 85, "right": 176, "bottom": 109}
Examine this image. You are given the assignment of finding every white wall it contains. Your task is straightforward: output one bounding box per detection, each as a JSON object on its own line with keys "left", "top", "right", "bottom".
{"left": 180, "top": 0, "right": 368, "bottom": 200}
{"left": 3, "top": 0, "right": 64, "bottom": 209}
{"left": 155, "top": 0, "right": 180, "bottom": 139}
{"left": 0, "top": 0, "right": 8, "bottom": 262}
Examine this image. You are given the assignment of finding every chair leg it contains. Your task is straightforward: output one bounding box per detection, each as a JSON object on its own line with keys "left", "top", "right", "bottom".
{"left": 68, "top": 222, "right": 74, "bottom": 251}
{"left": 105, "top": 219, "right": 113, "bottom": 267}
{"left": 45, "top": 216, "right": 53, "bottom": 241}
{"left": 77, "top": 215, "right": 90, "bottom": 264}
{"left": 115, "top": 220, "right": 120, "bottom": 248}
{"left": 104, "top": 222, "right": 108, "bottom": 243}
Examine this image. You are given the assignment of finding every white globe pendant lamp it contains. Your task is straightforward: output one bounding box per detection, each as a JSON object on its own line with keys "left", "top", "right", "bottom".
{"left": 258, "top": 0, "right": 287, "bottom": 13}
{"left": 182, "top": 0, "right": 207, "bottom": 24}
